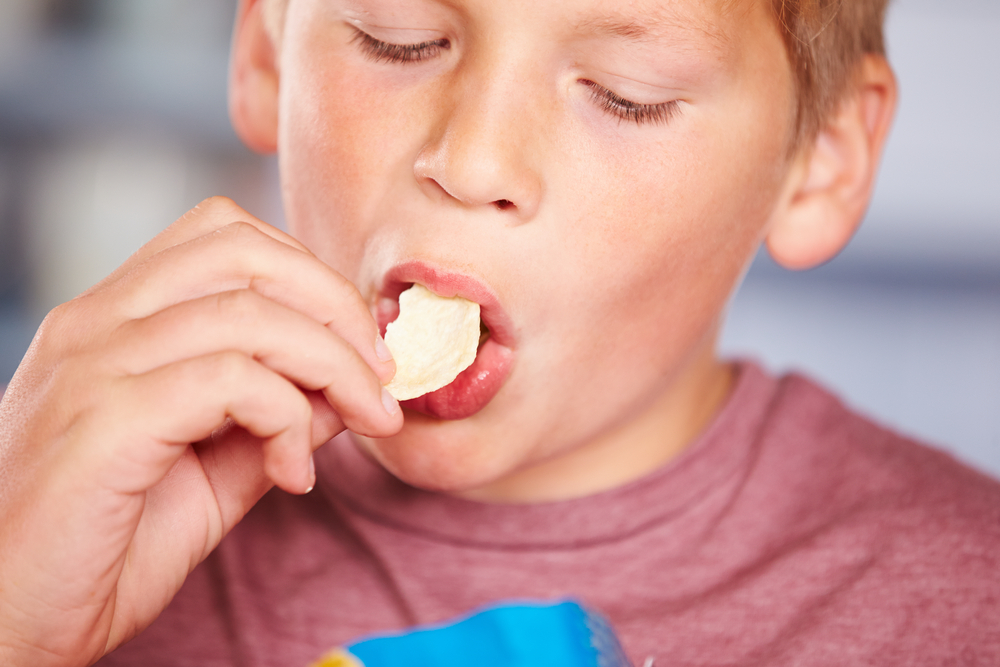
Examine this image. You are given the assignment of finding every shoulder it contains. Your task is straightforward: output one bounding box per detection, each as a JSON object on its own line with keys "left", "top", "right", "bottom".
{"left": 766, "top": 371, "right": 1000, "bottom": 522}
{"left": 742, "top": 371, "right": 1000, "bottom": 657}
{"left": 766, "top": 374, "right": 1000, "bottom": 591}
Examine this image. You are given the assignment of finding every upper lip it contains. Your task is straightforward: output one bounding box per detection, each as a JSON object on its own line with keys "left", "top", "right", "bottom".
{"left": 377, "top": 261, "right": 517, "bottom": 349}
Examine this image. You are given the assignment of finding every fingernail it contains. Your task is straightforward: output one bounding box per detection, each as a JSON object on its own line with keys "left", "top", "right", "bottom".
{"left": 381, "top": 386, "right": 399, "bottom": 416}
{"left": 375, "top": 335, "right": 393, "bottom": 362}
{"left": 305, "top": 455, "right": 316, "bottom": 493}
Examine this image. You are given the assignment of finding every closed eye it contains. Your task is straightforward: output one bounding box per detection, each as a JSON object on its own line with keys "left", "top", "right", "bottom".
{"left": 581, "top": 79, "right": 680, "bottom": 126}
{"left": 351, "top": 28, "right": 450, "bottom": 64}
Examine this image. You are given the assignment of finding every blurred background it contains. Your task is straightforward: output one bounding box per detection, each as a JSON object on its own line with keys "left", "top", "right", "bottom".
{"left": 0, "top": 0, "right": 997, "bottom": 475}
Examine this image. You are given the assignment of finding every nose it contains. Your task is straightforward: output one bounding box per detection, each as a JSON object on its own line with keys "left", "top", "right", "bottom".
{"left": 413, "top": 62, "right": 544, "bottom": 222}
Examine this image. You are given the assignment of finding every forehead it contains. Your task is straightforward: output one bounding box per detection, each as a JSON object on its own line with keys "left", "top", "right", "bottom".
{"left": 528, "top": 0, "right": 770, "bottom": 79}
{"left": 443, "top": 0, "right": 769, "bottom": 69}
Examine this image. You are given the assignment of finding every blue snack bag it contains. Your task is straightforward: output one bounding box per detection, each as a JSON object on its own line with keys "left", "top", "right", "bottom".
{"left": 310, "top": 600, "right": 632, "bottom": 667}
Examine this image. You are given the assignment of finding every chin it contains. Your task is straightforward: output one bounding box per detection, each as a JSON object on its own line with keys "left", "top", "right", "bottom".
{"left": 351, "top": 410, "right": 529, "bottom": 494}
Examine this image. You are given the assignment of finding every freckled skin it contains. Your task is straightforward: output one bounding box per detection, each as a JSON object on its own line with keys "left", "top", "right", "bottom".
{"left": 276, "top": 0, "right": 797, "bottom": 501}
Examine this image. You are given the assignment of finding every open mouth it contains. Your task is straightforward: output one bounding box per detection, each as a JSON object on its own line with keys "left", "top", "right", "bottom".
{"left": 375, "top": 263, "right": 515, "bottom": 421}
{"left": 479, "top": 321, "right": 490, "bottom": 349}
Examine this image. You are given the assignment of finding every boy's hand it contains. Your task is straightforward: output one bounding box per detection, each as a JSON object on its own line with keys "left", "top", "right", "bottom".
{"left": 0, "top": 197, "right": 401, "bottom": 667}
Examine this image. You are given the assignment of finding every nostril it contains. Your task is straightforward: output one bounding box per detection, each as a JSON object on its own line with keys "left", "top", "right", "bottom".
{"left": 494, "top": 199, "right": 514, "bottom": 211}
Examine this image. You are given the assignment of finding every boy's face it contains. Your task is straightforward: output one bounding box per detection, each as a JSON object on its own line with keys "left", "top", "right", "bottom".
{"left": 273, "top": 0, "right": 795, "bottom": 495}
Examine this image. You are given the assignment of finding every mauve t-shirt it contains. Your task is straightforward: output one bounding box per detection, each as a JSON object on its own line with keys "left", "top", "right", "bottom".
{"left": 96, "top": 362, "right": 1000, "bottom": 666}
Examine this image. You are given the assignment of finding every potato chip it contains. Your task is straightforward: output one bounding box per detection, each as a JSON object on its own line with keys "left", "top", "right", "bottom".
{"left": 383, "top": 284, "right": 481, "bottom": 400}
{"left": 308, "top": 649, "right": 363, "bottom": 667}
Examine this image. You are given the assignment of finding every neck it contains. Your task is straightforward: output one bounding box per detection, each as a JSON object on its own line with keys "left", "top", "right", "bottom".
{"left": 457, "top": 341, "right": 735, "bottom": 504}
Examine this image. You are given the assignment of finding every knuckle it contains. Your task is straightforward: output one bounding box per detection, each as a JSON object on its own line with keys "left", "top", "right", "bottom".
{"left": 329, "top": 274, "right": 370, "bottom": 317}
{"left": 213, "top": 289, "right": 260, "bottom": 322}
{"left": 179, "top": 197, "right": 256, "bottom": 239}
{"left": 218, "top": 220, "right": 263, "bottom": 246}
{"left": 343, "top": 282, "right": 369, "bottom": 313}
{"left": 198, "top": 195, "right": 240, "bottom": 217}
{"left": 210, "top": 350, "right": 252, "bottom": 382}
{"left": 175, "top": 196, "right": 238, "bottom": 230}
{"left": 34, "top": 299, "right": 88, "bottom": 356}
{"left": 293, "top": 393, "right": 313, "bottom": 424}
{"left": 44, "top": 300, "right": 76, "bottom": 327}
{"left": 334, "top": 391, "right": 379, "bottom": 431}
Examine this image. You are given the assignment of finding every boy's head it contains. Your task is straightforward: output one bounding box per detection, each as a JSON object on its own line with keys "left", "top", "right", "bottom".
{"left": 229, "top": 0, "right": 896, "bottom": 501}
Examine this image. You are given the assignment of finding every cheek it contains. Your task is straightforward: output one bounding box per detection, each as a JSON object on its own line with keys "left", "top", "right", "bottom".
{"left": 557, "top": 137, "right": 771, "bottom": 321}
{"left": 533, "top": 103, "right": 789, "bottom": 405}
{"left": 576, "top": 114, "right": 784, "bottom": 263}
{"left": 278, "top": 36, "right": 431, "bottom": 275}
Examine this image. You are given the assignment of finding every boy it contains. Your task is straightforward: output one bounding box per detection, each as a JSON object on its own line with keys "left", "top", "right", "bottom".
{"left": 1, "top": 0, "right": 998, "bottom": 664}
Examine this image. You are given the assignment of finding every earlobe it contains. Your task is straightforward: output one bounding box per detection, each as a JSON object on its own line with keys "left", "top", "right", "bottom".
{"left": 766, "top": 55, "right": 897, "bottom": 270}
{"left": 229, "top": 0, "right": 281, "bottom": 154}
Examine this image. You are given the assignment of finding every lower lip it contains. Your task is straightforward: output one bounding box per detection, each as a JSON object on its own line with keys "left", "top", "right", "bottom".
{"left": 399, "top": 336, "right": 513, "bottom": 421}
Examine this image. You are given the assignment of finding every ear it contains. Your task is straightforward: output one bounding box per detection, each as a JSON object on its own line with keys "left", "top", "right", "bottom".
{"left": 229, "top": 0, "right": 280, "bottom": 154}
{"left": 766, "top": 55, "right": 898, "bottom": 269}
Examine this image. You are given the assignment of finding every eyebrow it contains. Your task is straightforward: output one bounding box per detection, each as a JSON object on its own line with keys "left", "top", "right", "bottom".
{"left": 574, "top": 7, "right": 730, "bottom": 48}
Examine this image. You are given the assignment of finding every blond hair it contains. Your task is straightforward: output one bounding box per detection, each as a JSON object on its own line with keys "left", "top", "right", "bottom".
{"left": 775, "top": 0, "right": 890, "bottom": 146}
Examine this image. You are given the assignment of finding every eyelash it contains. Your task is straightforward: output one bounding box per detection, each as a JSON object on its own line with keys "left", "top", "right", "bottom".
{"left": 582, "top": 80, "right": 680, "bottom": 126}
{"left": 351, "top": 29, "right": 450, "bottom": 64}
{"left": 350, "top": 31, "right": 679, "bottom": 127}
